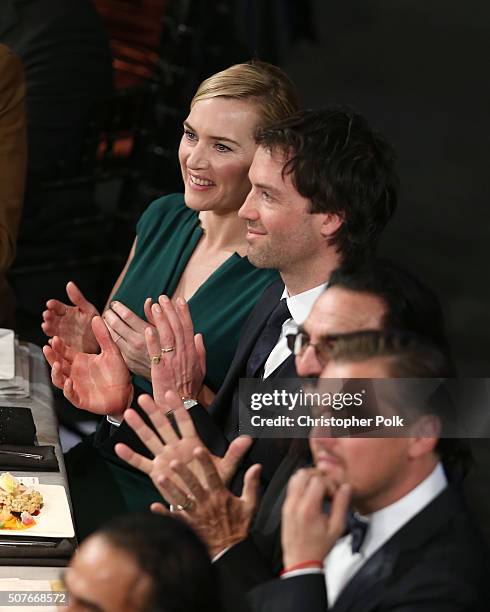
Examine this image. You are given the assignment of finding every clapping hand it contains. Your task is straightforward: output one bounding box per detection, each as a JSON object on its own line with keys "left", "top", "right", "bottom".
{"left": 145, "top": 296, "right": 206, "bottom": 402}
{"left": 42, "top": 281, "right": 100, "bottom": 353}
{"left": 150, "top": 447, "right": 261, "bottom": 558}
{"left": 115, "top": 389, "right": 252, "bottom": 488}
{"left": 43, "top": 316, "right": 133, "bottom": 417}
{"left": 281, "top": 468, "right": 351, "bottom": 567}
{"left": 103, "top": 299, "right": 156, "bottom": 380}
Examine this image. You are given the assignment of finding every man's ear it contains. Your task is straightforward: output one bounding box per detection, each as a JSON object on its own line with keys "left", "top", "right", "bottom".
{"left": 408, "top": 414, "right": 441, "bottom": 459}
{"left": 320, "top": 212, "right": 344, "bottom": 239}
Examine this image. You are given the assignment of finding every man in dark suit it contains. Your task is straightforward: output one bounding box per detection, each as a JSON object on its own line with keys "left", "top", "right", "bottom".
{"left": 160, "top": 330, "right": 488, "bottom": 611}
{"left": 249, "top": 331, "right": 488, "bottom": 611}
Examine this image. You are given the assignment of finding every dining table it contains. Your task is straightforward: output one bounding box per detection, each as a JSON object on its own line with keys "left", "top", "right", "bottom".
{"left": 0, "top": 342, "right": 76, "bottom": 593}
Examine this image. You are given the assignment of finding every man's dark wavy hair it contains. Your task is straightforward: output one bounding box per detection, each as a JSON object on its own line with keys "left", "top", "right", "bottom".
{"left": 99, "top": 513, "right": 222, "bottom": 612}
{"left": 327, "top": 332, "right": 471, "bottom": 478}
{"left": 329, "top": 258, "right": 453, "bottom": 365}
{"left": 255, "top": 107, "right": 399, "bottom": 263}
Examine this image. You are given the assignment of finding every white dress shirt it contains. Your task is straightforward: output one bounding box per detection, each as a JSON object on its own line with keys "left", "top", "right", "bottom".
{"left": 283, "top": 463, "right": 448, "bottom": 608}
{"left": 262, "top": 283, "right": 327, "bottom": 378}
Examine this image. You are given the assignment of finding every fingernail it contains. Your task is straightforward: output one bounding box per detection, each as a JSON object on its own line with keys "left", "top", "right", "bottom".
{"left": 152, "top": 304, "right": 162, "bottom": 314}
{"left": 160, "top": 295, "right": 169, "bottom": 303}
{"left": 177, "top": 297, "right": 186, "bottom": 306}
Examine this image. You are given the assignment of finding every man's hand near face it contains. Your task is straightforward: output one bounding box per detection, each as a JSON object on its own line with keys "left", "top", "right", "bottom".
{"left": 281, "top": 468, "right": 351, "bottom": 568}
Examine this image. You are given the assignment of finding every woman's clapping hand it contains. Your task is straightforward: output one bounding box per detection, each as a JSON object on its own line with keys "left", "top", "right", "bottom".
{"left": 43, "top": 316, "right": 133, "bottom": 417}
{"left": 41, "top": 281, "right": 100, "bottom": 353}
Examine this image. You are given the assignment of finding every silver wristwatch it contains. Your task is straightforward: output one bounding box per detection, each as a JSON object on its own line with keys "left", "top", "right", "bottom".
{"left": 182, "top": 397, "right": 198, "bottom": 410}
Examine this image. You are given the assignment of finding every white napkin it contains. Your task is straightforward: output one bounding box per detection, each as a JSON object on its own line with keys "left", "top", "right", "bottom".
{"left": 0, "top": 341, "right": 29, "bottom": 398}
{"left": 0, "top": 330, "right": 14, "bottom": 380}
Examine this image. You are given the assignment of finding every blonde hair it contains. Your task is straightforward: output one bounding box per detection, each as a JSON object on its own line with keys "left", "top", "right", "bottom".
{"left": 191, "top": 60, "right": 299, "bottom": 126}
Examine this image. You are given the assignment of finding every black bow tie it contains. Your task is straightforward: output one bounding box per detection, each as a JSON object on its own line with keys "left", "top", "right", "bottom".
{"left": 345, "top": 511, "right": 369, "bottom": 554}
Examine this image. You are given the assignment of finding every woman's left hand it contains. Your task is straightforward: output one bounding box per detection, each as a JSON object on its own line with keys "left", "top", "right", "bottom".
{"left": 148, "top": 295, "right": 206, "bottom": 403}
{"left": 103, "top": 300, "right": 155, "bottom": 380}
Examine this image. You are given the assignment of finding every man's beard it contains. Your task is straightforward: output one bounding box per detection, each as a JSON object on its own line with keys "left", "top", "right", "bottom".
{"left": 247, "top": 240, "right": 290, "bottom": 270}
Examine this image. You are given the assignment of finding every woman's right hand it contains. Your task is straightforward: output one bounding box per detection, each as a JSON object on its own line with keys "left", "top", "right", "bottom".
{"left": 41, "top": 281, "right": 100, "bottom": 353}
{"left": 43, "top": 316, "right": 133, "bottom": 417}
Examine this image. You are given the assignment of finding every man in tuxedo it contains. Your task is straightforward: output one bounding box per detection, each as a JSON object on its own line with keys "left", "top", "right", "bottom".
{"left": 246, "top": 331, "right": 489, "bottom": 611}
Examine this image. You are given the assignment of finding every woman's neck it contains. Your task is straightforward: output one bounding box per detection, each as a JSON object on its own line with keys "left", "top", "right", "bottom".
{"left": 198, "top": 209, "right": 248, "bottom": 255}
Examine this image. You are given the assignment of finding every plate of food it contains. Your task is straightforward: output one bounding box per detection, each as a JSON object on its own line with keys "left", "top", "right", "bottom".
{"left": 0, "top": 473, "right": 74, "bottom": 538}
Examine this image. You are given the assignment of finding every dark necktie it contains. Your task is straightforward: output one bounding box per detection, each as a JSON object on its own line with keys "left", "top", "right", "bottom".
{"left": 246, "top": 298, "right": 291, "bottom": 378}
{"left": 345, "top": 511, "right": 369, "bottom": 554}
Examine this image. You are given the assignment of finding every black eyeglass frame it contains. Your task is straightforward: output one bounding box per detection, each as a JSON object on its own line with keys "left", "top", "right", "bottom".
{"left": 286, "top": 329, "right": 339, "bottom": 364}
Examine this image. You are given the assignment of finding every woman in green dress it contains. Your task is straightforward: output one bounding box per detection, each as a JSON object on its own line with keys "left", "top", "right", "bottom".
{"left": 42, "top": 60, "right": 299, "bottom": 536}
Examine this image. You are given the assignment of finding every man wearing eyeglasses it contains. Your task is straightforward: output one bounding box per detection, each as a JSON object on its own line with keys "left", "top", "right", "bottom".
{"left": 151, "top": 331, "right": 487, "bottom": 612}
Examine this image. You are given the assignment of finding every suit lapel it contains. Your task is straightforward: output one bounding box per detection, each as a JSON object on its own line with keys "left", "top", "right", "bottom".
{"left": 255, "top": 453, "right": 311, "bottom": 536}
{"left": 232, "top": 280, "right": 285, "bottom": 371}
{"left": 210, "top": 280, "right": 285, "bottom": 420}
{"left": 332, "top": 486, "right": 462, "bottom": 612}
{"left": 332, "top": 545, "right": 395, "bottom": 612}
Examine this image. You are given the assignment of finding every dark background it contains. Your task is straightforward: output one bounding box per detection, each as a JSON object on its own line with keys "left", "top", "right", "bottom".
{"left": 282, "top": 0, "right": 489, "bottom": 376}
{"left": 7, "top": 0, "right": 489, "bottom": 376}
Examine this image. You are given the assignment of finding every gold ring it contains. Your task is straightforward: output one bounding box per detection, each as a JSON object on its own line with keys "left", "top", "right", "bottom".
{"left": 161, "top": 346, "right": 175, "bottom": 353}
{"left": 150, "top": 355, "right": 161, "bottom": 366}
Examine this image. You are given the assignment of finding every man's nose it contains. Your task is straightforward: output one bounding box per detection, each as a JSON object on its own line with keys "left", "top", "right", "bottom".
{"left": 238, "top": 188, "right": 258, "bottom": 220}
{"left": 296, "top": 344, "right": 324, "bottom": 377}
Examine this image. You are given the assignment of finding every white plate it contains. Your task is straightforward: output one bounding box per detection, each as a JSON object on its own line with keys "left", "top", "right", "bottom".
{"left": 0, "top": 330, "right": 14, "bottom": 381}
{"left": 0, "top": 484, "right": 75, "bottom": 538}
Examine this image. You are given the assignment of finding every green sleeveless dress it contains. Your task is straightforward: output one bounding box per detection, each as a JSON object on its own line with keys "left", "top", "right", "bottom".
{"left": 65, "top": 194, "right": 278, "bottom": 537}
{"left": 112, "top": 193, "right": 278, "bottom": 394}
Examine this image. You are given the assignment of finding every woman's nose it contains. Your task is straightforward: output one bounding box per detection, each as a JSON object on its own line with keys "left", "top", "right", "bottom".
{"left": 186, "top": 142, "right": 209, "bottom": 170}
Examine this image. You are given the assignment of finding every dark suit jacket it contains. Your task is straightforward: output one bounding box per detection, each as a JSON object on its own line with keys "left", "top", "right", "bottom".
{"left": 247, "top": 484, "right": 490, "bottom": 612}
{"left": 190, "top": 279, "right": 298, "bottom": 492}
{"left": 216, "top": 445, "right": 310, "bottom": 594}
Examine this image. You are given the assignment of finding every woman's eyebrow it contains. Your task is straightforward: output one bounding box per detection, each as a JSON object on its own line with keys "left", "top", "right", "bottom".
{"left": 183, "top": 121, "right": 240, "bottom": 146}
